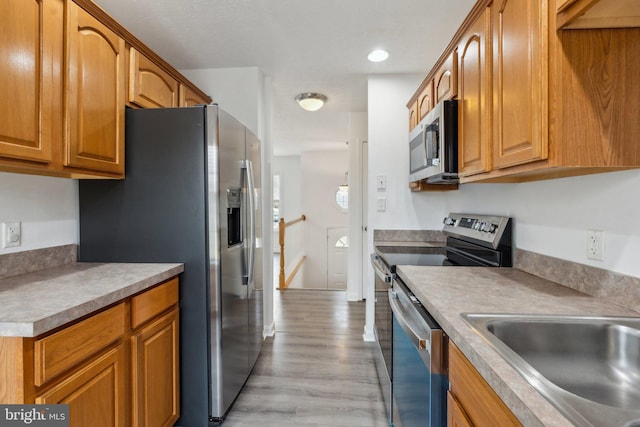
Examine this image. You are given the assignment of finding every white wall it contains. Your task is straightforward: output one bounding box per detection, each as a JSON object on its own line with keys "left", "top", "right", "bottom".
{"left": 180, "top": 67, "right": 263, "bottom": 137}
{"left": 367, "top": 75, "right": 448, "bottom": 235}
{"left": 301, "top": 150, "right": 349, "bottom": 288}
{"left": 272, "top": 156, "right": 302, "bottom": 223}
{"left": 272, "top": 155, "right": 303, "bottom": 275}
{"left": 0, "top": 172, "right": 78, "bottom": 255}
{"left": 445, "top": 171, "right": 640, "bottom": 278}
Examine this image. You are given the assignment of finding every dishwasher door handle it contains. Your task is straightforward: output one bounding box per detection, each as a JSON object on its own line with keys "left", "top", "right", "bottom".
{"left": 389, "top": 289, "right": 431, "bottom": 352}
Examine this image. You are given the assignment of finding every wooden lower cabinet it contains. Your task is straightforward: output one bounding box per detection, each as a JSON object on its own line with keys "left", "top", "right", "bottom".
{"left": 131, "top": 308, "right": 180, "bottom": 427}
{"left": 0, "top": 277, "right": 180, "bottom": 427}
{"left": 36, "top": 344, "right": 126, "bottom": 427}
{"left": 448, "top": 342, "right": 521, "bottom": 427}
{"left": 447, "top": 391, "right": 473, "bottom": 427}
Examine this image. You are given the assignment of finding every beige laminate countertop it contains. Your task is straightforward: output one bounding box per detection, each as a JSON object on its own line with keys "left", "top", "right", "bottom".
{"left": 0, "top": 262, "right": 184, "bottom": 337}
{"left": 396, "top": 265, "right": 640, "bottom": 427}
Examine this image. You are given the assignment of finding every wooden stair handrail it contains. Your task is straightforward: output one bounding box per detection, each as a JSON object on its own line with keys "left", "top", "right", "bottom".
{"left": 279, "top": 215, "right": 307, "bottom": 290}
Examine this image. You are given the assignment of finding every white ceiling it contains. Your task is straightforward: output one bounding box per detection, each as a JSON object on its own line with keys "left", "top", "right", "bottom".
{"left": 92, "top": 0, "right": 475, "bottom": 155}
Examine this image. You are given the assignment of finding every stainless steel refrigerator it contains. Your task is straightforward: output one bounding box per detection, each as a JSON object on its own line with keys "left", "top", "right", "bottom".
{"left": 78, "top": 104, "right": 263, "bottom": 426}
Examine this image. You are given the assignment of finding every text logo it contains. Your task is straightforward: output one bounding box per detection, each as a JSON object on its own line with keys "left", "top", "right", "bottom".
{"left": 0, "top": 405, "right": 69, "bottom": 427}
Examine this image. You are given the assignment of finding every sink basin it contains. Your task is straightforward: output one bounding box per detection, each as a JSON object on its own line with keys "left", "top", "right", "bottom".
{"left": 463, "top": 314, "right": 640, "bottom": 427}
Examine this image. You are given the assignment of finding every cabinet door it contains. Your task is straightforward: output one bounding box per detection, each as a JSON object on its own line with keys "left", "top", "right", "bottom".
{"left": 36, "top": 344, "right": 126, "bottom": 427}
{"left": 458, "top": 7, "right": 492, "bottom": 176}
{"left": 449, "top": 342, "right": 522, "bottom": 426}
{"left": 179, "top": 84, "right": 209, "bottom": 107}
{"left": 408, "top": 100, "right": 419, "bottom": 131}
{"left": 435, "top": 50, "right": 458, "bottom": 103}
{"left": 129, "top": 48, "right": 179, "bottom": 108}
{"left": 0, "top": 0, "right": 54, "bottom": 163}
{"left": 492, "top": 0, "right": 548, "bottom": 169}
{"left": 447, "top": 391, "right": 473, "bottom": 427}
{"left": 418, "top": 81, "right": 434, "bottom": 120}
{"left": 131, "top": 309, "right": 180, "bottom": 427}
{"left": 65, "top": 1, "right": 125, "bottom": 175}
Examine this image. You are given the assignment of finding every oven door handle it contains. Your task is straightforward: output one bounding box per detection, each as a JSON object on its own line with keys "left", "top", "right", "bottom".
{"left": 389, "top": 288, "right": 431, "bottom": 353}
{"left": 371, "top": 253, "right": 394, "bottom": 283}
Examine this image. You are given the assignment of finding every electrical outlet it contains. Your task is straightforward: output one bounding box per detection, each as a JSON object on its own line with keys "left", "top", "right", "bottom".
{"left": 2, "top": 222, "right": 21, "bottom": 248}
{"left": 586, "top": 229, "right": 604, "bottom": 261}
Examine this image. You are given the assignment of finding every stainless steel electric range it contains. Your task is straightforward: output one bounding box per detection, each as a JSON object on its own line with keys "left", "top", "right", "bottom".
{"left": 370, "top": 213, "right": 513, "bottom": 427}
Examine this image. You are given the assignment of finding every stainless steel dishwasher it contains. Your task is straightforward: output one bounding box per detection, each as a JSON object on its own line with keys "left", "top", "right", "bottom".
{"left": 389, "top": 277, "right": 447, "bottom": 427}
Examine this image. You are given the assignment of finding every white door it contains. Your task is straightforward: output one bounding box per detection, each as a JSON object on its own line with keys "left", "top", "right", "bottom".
{"left": 327, "top": 227, "right": 348, "bottom": 289}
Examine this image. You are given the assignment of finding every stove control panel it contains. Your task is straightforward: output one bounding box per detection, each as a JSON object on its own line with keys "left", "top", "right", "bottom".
{"left": 442, "top": 213, "right": 511, "bottom": 248}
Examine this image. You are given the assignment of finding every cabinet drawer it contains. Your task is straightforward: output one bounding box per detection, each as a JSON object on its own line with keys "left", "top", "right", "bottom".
{"left": 34, "top": 303, "right": 126, "bottom": 386}
{"left": 131, "top": 278, "right": 179, "bottom": 329}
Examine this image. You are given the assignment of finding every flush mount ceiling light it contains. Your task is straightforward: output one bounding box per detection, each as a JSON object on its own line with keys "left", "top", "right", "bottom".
{"left": 295, "top": 93, "right": 327, "bottom": 111}
{"left": 368, "top": 49, "right": 389, "bottom": 62}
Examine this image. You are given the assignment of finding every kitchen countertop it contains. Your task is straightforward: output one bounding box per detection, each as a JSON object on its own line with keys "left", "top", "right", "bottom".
{"left": 397, "top": 265, "right": 640, "bottom": 427}
{"left": 0, "top": 262, "right": 184, "bottom": 337}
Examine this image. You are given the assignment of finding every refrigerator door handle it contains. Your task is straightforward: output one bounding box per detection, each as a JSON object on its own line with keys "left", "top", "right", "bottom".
{"left": 242, "top": 160, "right": 257, "bottom": 286}
{"left": 246, "top": 160, "right": 257, "bottom": 287}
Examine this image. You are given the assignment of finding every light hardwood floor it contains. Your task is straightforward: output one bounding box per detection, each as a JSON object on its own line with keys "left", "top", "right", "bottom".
{"left": 222, "top": 290, "right": 387, "bottom": 427}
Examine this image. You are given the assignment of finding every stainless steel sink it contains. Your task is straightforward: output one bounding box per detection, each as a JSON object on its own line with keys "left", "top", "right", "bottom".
{"left": 462, "top": 314, "right": 640, "bottom": 427}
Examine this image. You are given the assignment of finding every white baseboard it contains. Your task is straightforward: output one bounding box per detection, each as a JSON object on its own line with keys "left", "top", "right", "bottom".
{"left": 362, "top": 325, "right": 375, "bottom": 342}
{"left": 263, "top": 321, "right": 276, "bottom": 337}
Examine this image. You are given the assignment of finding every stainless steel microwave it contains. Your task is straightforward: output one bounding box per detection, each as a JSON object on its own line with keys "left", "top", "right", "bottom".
{"left": 408, "top": 100, "right": 458, "bottom": 184}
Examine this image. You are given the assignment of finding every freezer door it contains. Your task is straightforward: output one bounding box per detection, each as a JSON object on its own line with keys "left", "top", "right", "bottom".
{"left": 211, "top": 107, "right": 250, "bottom": 418}
{"left": 245, "top": 128, "right": 263, "bottom": 370}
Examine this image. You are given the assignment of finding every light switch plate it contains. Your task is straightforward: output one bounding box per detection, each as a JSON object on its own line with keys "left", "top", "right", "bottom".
{"left": 376, "top": 175, "right": 386, "bottom": 191}
{"left": 376, "top": 197, "right": 386, "bottom": 212}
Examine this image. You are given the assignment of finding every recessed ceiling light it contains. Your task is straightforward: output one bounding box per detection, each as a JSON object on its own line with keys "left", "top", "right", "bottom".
{"left": 368, "top": 49, "right": 389, "bottom": 63}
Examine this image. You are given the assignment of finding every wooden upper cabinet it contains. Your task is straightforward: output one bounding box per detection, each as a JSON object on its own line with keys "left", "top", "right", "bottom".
{"left": 435, "top": 50, "right": 458, "bottom": 103}
{"left": 417, "top": 80, "right": 434, "bottom": 121}
{"left": 557, "top": 0, "right": 640, "bottom": 29}
{"left": 457, "top": 7, "right": 492, "bottom": 177}
{"left": 0, "top": 0, "right": 54, "bottom": 164}
{"left": 492, "top": 0, "right": 548, "bottom": 169}
{"left": 129, "top": 48, "right": 179, "bottom": 108}
{"left": 179, "top": 84, "right": 209, "bottom": 107}
{"left": 65, "top": 1, "right": 126, "bottom": 176}
{"left": 408, "top": 100, "right": 419, "bottom": 131}
{"left": 557, "top": 0, "right": 577, "bottom": 12}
